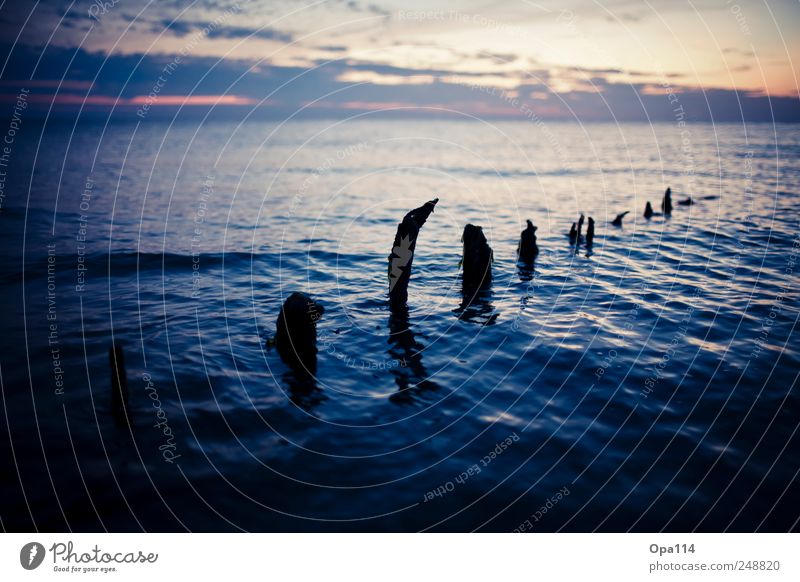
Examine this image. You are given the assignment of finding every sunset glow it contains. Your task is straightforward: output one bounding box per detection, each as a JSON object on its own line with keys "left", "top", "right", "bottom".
{"left": 0, "top": 1, "right": 796, "bottom": 121}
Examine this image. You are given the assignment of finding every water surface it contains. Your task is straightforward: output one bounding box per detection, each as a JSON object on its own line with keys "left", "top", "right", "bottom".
{"left": 1, "top": 120, "right": 798, "bottom": 531}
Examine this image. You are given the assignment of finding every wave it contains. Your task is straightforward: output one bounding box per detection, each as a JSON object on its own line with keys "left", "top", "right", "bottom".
{"left": 1, "top": 250, "right": 268, "bottom": 283}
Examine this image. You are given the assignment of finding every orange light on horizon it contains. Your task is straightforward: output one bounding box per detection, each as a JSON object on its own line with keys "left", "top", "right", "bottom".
{"left": 126, "top": 95, "right": 259, "bottom": 106}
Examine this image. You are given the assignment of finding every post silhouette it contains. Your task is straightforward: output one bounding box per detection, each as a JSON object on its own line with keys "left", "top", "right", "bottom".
{"left": 611, "top": 211, "right": 630, "bottom": 226}
{"left": 517, "top": 219, "right": 539, "bottom": 263}
{"left": 461, "top": 224, "right": 493, "bottom": 291}
{"left": 568, "top": 223, "right": 577, "bottom": 244}
{"left": 661, "top": 187, "right": 672, "bottom": 215}
{"left": 276, "top": 292, "right": 324, "bottom": 375}
{"left": 388, "top": 198, "right": 438, "bottom": 306}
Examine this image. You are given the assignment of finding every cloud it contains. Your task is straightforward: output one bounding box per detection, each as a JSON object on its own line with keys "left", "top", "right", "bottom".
{"left": 316, "top": 45, "right": 349, "bottom": 52}
{"left": 146, "top": 15, "right": 294, "bottom": 42}
{"left": 204, "top": 24, "right": 294, "bottom": 43}
{"left": 343, "top": 0, "right": 391, "bottom": 17}
{"left": 0, "top": 33, "right": 797, "bottom": 123}
{"left": 153, "top": 18, "right": 197, "bottom": 36}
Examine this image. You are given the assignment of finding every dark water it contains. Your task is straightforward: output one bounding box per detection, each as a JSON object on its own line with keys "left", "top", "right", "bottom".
{"left": 1, "top": 119, "right": 798, "bottom": 532}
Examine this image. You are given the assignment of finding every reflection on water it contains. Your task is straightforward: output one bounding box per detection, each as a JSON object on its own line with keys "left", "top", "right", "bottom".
{"left": 517, "top": 262, "right": 536, "bottom": 282}
{"left": 282, "top": 369, "right": 324, "bottom": 411}
{"left": 455, "top": 283, "right": 499, "bottom": 326}
{"left": 387, "top": 302, "right": 441, "bottom": 405}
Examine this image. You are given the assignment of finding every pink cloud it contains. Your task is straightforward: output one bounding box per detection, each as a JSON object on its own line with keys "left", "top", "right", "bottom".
{"left": 127, "top": 94, "right": 258, "bottom": 106}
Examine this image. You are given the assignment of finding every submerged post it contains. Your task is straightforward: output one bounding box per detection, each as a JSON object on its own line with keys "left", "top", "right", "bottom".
{"left": 611, "top": 211, "right": 630, "bottom": 227}
{"left": 462, "top": 224, "right": 493, "bottom": 290}
{"left": 276, "top": 292, "right": 325, "bottom": 375}
{"left": 517, "top": 219, "right": 539, "bottom": 263}
{"left": 661, "top": 187, "right": 672, "bottom": 215}
{"left": 388, "top": 198, "right": 438, "bottom": 306}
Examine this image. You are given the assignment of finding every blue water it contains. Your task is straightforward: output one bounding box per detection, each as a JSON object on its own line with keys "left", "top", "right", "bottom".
{"left": 0, "top": 119, "right": 798, "bottom": 531}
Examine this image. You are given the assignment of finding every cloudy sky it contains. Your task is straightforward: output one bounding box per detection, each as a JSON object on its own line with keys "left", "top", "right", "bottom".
{"left": 1, "top": 0, "right": 798, "bottom": 120}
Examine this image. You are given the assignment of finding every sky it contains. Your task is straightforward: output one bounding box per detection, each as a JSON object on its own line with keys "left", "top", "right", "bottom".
{"left": 0, "top": 0, "right": 798, "bottom": 121}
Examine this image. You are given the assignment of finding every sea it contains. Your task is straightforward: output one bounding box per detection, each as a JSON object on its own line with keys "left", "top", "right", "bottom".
{"left": 0, "top": 119, "right": 798, "bottom": 531}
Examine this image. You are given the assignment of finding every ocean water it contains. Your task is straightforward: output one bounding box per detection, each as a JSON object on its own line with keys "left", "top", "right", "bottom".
{"left": 0, "top": 119, "right": 798, "bottom": 532}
